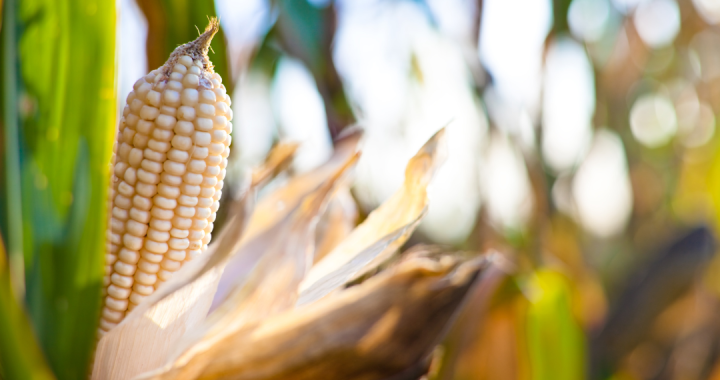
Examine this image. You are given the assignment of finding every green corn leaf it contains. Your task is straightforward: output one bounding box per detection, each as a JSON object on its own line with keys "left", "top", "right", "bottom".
{"left": 526, "top": 269, "right": 586, "bottom": 380}
{"left": 0, "top": 235, "right": 55, "bottom": 380}
{"left": 14, "top": 0, "right": 116, "bottom": 378}
{"left": 264, "top": 0, "right": 355, "bottom": 138}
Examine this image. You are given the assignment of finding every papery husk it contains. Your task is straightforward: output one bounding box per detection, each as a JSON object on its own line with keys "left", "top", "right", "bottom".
{"left": 207, "top": 149, "right": 361, "bottom": 311}
{"left": 314, "top": 183, "right": 358, "bottom": 263}
{"left": 204, "top": 130, "right": 363, "bottom": 312}
{"left": 178, "top": 153, "right": 360, "bottom": 359}
{"left": 91, "top": 142, "right": 298, "bottom": 380}
{"left": 242, "top": 129, "right": 362, "bottom": 241}
{"left": 94, "top": 129, "right": 458, "bottom": 380}
{"left": 250, "top": 142, "right": 300, "bottom": 187}
{"left": 93, "top": 136, "right": 361, "bottom": 380}
{"left": 297, "top": 128, "right": 448, "bottom": 306}
{"left": 138, "top": 248, "right": 491, "bottom": 380}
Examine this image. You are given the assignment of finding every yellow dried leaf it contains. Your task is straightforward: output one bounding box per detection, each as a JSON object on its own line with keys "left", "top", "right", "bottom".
{"left": 207, "top": 134, "right": 361, "bottom": 312}
{"left": 138, "top": 248, "right": 488, "bottom": 380}
{"left": 314, "top": 184, "right": 358, "bottom": 263}
{"left": 297, "top": 128, "right": 448, "bottom": 305}
{"left": 244, "top": 130, "right": 361, "bottom": 240}
{"left": 209, "top": 152, "right": 360, "bottom": 316}
{"left": 250, "top": 142, "right": 300, "bottom": 188}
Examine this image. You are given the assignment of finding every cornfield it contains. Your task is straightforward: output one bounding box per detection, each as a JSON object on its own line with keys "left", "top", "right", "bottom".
{"left": 2, "top": 0, "right": 720, "bottom": 379}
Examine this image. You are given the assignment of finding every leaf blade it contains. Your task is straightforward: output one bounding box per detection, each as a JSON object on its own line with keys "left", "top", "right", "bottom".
{"left": 298, "top": 128, "right": 448, "bottom": 305}
{"left": 0, "top": 235, "right": 55, "bottom": 380}
{"left": 17, "top": 0, "right": 116, "bottom": 377}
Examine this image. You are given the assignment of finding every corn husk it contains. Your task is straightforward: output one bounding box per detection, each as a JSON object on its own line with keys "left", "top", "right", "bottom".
{"left": 93, "top": 128, "right": 502, "bottom": 380}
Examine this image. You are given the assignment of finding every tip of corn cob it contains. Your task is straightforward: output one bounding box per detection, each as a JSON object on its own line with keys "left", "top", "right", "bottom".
{"left": 163, "top": 18, "right": 220, "bottom": 77}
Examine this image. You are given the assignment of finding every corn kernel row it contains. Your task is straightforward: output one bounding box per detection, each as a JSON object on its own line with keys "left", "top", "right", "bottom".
{"left": 99, "top": 51, "right": 232, "bottom": 335}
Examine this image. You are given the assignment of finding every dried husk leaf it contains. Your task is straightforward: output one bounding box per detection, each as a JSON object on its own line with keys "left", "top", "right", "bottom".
{"left": 297, "top": 128, "right": 448, "bottom": 305}
{"left": 92, "top": 262, "right": 225, "bottom": 380}
{"left": 314, "top": 184, "right": 358, "bottom": 263}
{"left": 208, "top": 146, "right": 362, "bottom": 312}
{"left": 250, "top": 142, "right": 300, "bottom": 188}
{"left": 209, "top": 152, "right": 359, "bottom": 321}
{"left": 146, "top": 153, "right": 360, "bottom": 376}
{"left": 243, "top": 130, "right": 362, "bottom": 241}
{"left": 91, "top": 143, "right": 297, "bottom": 380}
{"left": 138, "top": 248, "right": 489, "bottom": 380}
{"left": 298, "top": 212, "right": 426, "bottom": 306}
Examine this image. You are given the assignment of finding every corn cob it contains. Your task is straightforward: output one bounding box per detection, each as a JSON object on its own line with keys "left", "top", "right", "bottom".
{"left": 99, "top": 19, "right": 232, "bottom": 335}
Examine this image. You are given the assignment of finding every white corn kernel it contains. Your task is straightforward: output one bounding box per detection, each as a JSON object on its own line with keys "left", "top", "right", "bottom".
{"left": 173, "top": 63, "right": 187, "bottom": 74}
{"left": 181, "top": 89, "right": 199, "bottom": 106}
{"left": 146, "top": 90, "right": 161, "bottom": 107}
{"left": 183, "top": 74, "right": 199, "bottom": 88}
{"left": 177, "top": 106, "right": 196, "bottom": 121}
{"left": 167, "top": 80, "right": 183, "bottom": 92}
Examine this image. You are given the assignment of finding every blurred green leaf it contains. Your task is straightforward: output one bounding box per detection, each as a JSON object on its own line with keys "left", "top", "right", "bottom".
{"left": 16, "top": 0, "right": 116, "bottom": 378}
{"left": 0, "top": 235, "right": 55, "bottom": 380}
{"left": 2, "top": 0, "right": 26, "bottom": 298}
{"left": 273, "top": 0, "right": 325, "bottom": 73}
{"left": 526, "top": 269, "right": 586, "bottom": 380}
{"left": 267, "top": 0, "right": 355, "bottom": 139}
{"left": 138, "top": 0, "right": 232, "bottom": 95}
{"left": 552, "top": 0, "right": 572, "bottom": 35}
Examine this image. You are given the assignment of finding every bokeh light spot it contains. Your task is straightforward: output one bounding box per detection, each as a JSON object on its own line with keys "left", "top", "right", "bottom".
{"left": 568, "top": 0, "right": 612, "bottom": 43}
{"left": 633, "top": 0, "right": 681, "bottom": 48}
{"left": 629, "top": 93, "right": 677, "bottom": 147}
{"left": 572, "top": 130, "right": 633, "bottom": 237}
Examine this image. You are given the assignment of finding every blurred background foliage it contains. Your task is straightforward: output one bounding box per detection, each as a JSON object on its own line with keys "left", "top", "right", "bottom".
{"left": 2, "top": 0, "right": 720, "bottom": 379}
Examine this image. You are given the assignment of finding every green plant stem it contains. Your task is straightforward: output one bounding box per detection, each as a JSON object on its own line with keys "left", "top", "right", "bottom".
{"left": 2, "top": 0, "right": 25, "bottom": 300}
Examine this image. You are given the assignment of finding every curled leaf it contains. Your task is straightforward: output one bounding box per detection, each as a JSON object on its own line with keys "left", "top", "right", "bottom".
{"left": 244, "top": 130, "right": 362, "bottom": 240}
{"left": 208, "top": 132, "right": 362, "bottom": 311}
{"left": 298, "top": 128, "right": 448, "bottom": 305}
{"left": 139, "top": 248, "right": 489, "bottom": 380}
{"left": 250, "top": 142, "right": 300, "bottom": 188}
{"left": 314, "top": 184, "right": 358, "bottom": 263}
